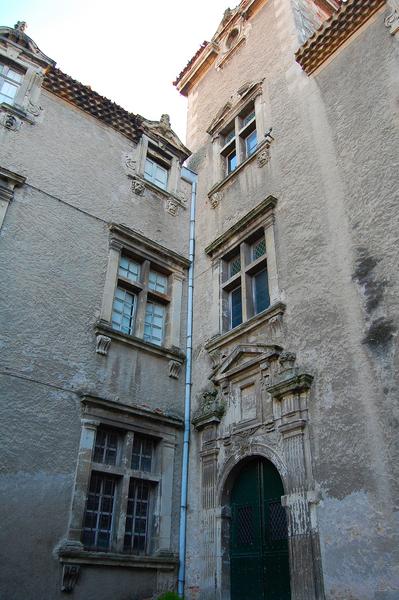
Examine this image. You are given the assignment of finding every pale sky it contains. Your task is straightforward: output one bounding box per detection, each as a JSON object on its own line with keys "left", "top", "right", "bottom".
{"left": 2, "top": 0, "right": 232, "bottom": 142}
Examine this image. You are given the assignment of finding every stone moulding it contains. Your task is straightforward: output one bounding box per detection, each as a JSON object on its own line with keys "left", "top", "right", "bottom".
{"left": 295, "top": 0, "right": 386, "bottom": 75}
{"left": 59, "top": 550, "right": 178, "bottom": 571}
{"left": 385, "top": 0, "right": 399, "bottom": 35}
{"left": 95, "top": 334, "right": 111, "bottom": 355}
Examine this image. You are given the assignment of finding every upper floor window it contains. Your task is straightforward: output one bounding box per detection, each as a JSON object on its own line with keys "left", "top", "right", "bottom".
{"left": 111, "top": 253, "right": 169, "bottom": 346}
{"left": 222, "top": 230, "right": 269, "bottom": 330}
{"left": 220, "top": 103, "right": 258, "bottom": 175}
{"left": 0, "top": 62, "right": 23, "bottom": 105}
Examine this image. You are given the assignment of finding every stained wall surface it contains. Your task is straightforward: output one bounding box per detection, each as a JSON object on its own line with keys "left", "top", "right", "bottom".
{"left": 184, "top": 1, "right": 399, "bottom": 599}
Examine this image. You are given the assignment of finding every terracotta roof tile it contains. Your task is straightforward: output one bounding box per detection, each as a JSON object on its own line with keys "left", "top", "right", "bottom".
{"left": 173, "top": 41, "right": 209, "bottom": 87}
{"left": 43, "top": 66, "right": 142, "bottom": 142}
{"left": 295, "top": 0, "right": 385, "bottom": 75}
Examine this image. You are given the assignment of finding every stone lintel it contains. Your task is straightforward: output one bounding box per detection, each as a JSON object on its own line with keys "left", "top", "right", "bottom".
{"left": 59, "top": 550, "right": 178, "bottom": 571}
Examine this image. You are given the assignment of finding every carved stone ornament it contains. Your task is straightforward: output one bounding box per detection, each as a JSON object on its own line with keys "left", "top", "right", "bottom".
{"left": 26, "top": 100, "right": 43, "bottom": 117}
{"left": 177, "top": 190, "right": 188, "bottom": 205}
{"left": 257, "top": 147, "right": 271, "bottom": 167}
{"left": 61, "top": 564, "right": 80, "bottom": 593}
{"left": 168, "top": 360, "right": 182, "bottom": 379}
{"left": 166, "top": 198, "right": 179, "bottom": 216}
{"left": 279, "top": 351, "right": 296, "bottom": 371}
{"left": 132, "top": 178, "right": 145, "bottom": 196}
{"left": 0, "top": 113, "right": 22, "bottom": 131}
{"left": 385, "top": 1, "right": 399, "bottom": 35}
{"left": 96, "top": 334, "right": 111, "bottom": 355}
{"left": 192, "top": 389, "right": 226, "bottom": 430}
{"left": 209, "top": 191, "right": 222, "bottom": 209}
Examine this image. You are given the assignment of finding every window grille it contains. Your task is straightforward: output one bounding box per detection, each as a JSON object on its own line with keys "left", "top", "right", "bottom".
{"left": 111, "top": 287, "right": 136, "bottom": 334}
{"left": 93, "top": 429, "right": 119, "bottom": 465}
{"left": 124, "top": 479, "right": 151, "bottom": 553}
{"left": 82, "top": 474, "right": 116, "bottom": 551}
{"left": 131, "top": 434, "right": 154, "bottom": 472}
{"left": 144, "top": 302, "right": 165, "bottom": 346}
{"left": 118, "top": 256, "right": 140, "bottom": 282}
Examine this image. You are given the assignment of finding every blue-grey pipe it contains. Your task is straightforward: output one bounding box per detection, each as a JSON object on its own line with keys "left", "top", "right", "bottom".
{"left": 178, "top": 166, "right": 197, "bottom": 598}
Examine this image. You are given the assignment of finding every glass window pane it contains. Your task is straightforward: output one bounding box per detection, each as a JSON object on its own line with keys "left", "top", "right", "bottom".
{"left": 148, "top": 270, "right": 167, "bottom": 294}
{"left": 245, "top": 130, "right": 257, "bottom": 157}
{"left": 82, "top": 474, "right": 115, "bottom": 551}
{"left": 252, "top": 237, "right": 266, "bottom": 261}
{"left": 144, "top": 302, "right": 165, "bottom": 345}
{"left": 225, "top": 128, "right": 235, "bottom": 144}
{"left": 144, "top": 157, "right": 168, "bottom": 190}
{"left": 118, "top": 256, "right": 140, "bottom": 282}
{"left": 253, "top": 269, "right": 270, "bottom": 314}
{"left": 228, "top": 151, "right": 237, "bottom": 174}
{"left": 112, "top": 287, "right": 135, "bottom": 334}
{"left": 7, "top": 69, "right": 23, "bottom": 83}
{"left": 230, "top": 287, "right": 243, "bottom": 329}
{"left": 242, "top": 110, "right": 255, "bottom": 127}
{"left": 229, "top": 254, "right": 241, "bottom": 277}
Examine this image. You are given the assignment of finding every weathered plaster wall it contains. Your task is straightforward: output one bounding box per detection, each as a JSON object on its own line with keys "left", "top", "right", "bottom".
{"left": 185, "top": 1, "right": 399, "bottom": 599}
{"left": 0, "top": 88, "right": 190, "bottom": 598}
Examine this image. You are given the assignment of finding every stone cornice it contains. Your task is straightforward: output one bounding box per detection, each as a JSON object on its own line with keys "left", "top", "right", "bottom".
{"left": 205, "top": 195, "right": 277, "bottom": 257}
{"left": 266, "top": 370, "right": 314, "bottom": 399}
{"left": 81, "top": 393, "right": 184, "bottom": 429}
{"left": 0, "top": 165, "right": 26, "bottom": 188}
{"left": 59, "top": 548, "right": 178, "bottom": 571}
{"left": 109, "top": 223, "right": 190, "bottom": 270}
{"left": 295, "top": 0, "right": 386, "bottom": 75}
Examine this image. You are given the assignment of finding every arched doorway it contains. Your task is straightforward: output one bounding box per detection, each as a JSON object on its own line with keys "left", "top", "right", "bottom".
{"left": 230, "top": 457, "right": 291, "bottom": 600}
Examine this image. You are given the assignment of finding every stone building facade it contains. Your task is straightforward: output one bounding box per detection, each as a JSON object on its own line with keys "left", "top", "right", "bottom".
{"left": 1, "top": 1, "right": 399, "bottom": 599}
{"left": 0, "top": 21, "right": 193, "bottom": 600}
{"left": 174, "top": 1, "right": 399, "bottom": 599}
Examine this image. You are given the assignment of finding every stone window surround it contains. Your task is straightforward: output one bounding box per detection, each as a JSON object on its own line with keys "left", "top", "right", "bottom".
{"left": 127, "top": 133, "right": 187, "bottom": 211}
{"left": 207, "top": 81, "right": 269, "bottom": 189}
{"left": 96, "top": 223, "right": 189, "bottom": 360}
{"left": 0, "top": 165, "right": 26, "bottom": 230}
{"left": 0, "top": 39, "right": 52, "bottom": 124}
{"left": 58, "top": 395, "right": 182, "bottom": 588}
{"left": 205, "top": 196, "right": 282, "bottom": 336}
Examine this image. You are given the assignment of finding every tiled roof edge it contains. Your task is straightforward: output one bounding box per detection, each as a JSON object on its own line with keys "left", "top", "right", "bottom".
{"left": 43, "top": 66, "right": 142, "bottom": 143}
{"left": 173, "top": 41, "right": 209, "bottom": 88}
{"left": 295, "top": 0, "right": 386, "bottom": 75}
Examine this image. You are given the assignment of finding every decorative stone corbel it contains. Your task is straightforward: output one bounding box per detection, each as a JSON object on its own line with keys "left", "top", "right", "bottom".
{"left": 61, "top": 564, "right": 80, "bottom": 593}
{"left": 166, "top": 198, "right": 179, "bottom": 216}
{"left": 209, "top": 191, "right": 223, "bottom": 209}
{"left": 168, "top": 359, "right": 182, "bottom": 379}
{"left": 131, "top": 177, "right": 145, "bottom": 196}
{"left": 95, "top": 334, "right": 111, "bottom": 356}
{"left": 192, "top": 388, "right": 225, "bottom": 431}
{"left": 0, "top": 112, "right": 22, "bottom": 131}
{"left": 257, "top": 147, "right": 271, "bottom": 167}
{"left": 385, "top": 0, "right": 399, "bottom": 36}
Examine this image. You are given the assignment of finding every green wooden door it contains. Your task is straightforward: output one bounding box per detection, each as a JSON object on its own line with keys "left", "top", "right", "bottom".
{"left": 230, "top": 458, "right": 291, "bottom": 600}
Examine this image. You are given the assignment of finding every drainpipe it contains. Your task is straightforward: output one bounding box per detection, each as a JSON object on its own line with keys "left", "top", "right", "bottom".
{"left": 178, "top": 166, "right": 197, "bottom": 598}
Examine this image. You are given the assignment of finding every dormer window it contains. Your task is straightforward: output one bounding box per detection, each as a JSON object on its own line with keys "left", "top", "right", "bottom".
{"left": 0, "top": 62, "right": 23, "bottom": 105}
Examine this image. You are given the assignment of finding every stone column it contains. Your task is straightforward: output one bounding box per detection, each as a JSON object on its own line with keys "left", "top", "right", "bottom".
{"left": 267, "top": 365, "right": 325, "bottom": 600}
{"left": 63, "top": 419, "right": 99, "bottom": 550}
{"left": 168, "top": 272, "right": 184, "bottom": 347}
{"left": 264, "top": 214, "right": 280, "bottom": 305}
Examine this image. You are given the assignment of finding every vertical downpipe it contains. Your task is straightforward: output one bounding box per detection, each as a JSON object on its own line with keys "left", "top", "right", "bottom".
{"left": 178, "top": 166, "right": 197, "bottom": 598}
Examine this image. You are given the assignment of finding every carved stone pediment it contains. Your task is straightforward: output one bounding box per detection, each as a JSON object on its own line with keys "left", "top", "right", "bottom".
{"left": 141, "top": 114, "right": 190, "bottom": 161}
{"left": 0, "top": 23, "right": 55, "bottom": 68}
{"left": 212, "top": 344, "right": 282, "bottom": 383}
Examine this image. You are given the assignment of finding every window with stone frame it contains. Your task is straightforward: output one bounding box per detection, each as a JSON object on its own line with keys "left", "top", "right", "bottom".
{"left": 0, "top": 61, "right": 24, "bottom": 105}
{"left": 220, "top": 102, "right": 258, "bottom": 175}
{"left": 82, "top": 426, "right": 158, "bottom": 554}
{"left": 144, "top": 144, "right": 171, "bottom": 191}
{"left": 221, "top": 229, "right": 270, "bottom": 330}
{"left": 97, "top": 224, "right": 189, "bottom": 353}
{"left": 111, "top": 252, "right": 170, "bottom": 347}
{"left": 205, "top": 196, "right": 281, "bottom": 335}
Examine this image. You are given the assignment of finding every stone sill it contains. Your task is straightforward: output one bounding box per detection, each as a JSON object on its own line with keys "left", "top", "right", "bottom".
{"left": 0, "top": 101, "right": 34, "bottom": 124}
{"left": 132, "top": 174, "right": 187, "bottom": 208}
{"left": 205, "top": 301, "right": 286, "bottom": 352}
{"left": 59, "top": 550, "right": 178, "bottom": 571}
{"left": 95, "top": 320, "right": 185, "bottom": 362}
{"left": 208, "top": 138, "right": 272, "bottom": 199}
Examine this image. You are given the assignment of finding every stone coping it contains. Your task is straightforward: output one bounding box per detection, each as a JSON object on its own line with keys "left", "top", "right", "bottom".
{"left": 295, "top": 0, "right": 386, "bottom": 75}
{"left": 205, "top": 302, "right": 286, "bottom": 352}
